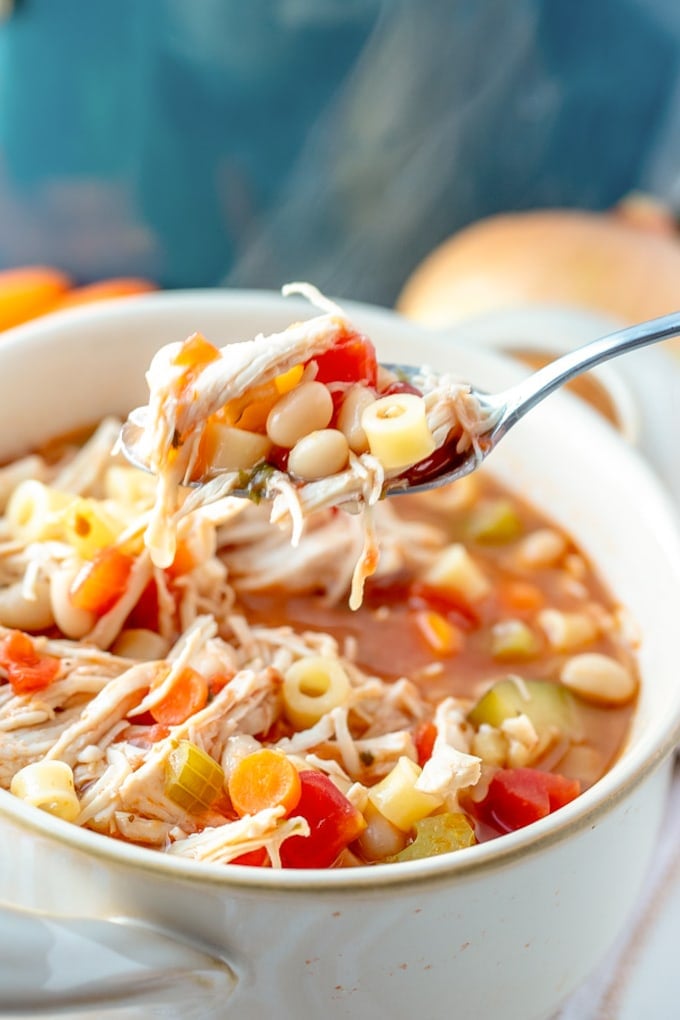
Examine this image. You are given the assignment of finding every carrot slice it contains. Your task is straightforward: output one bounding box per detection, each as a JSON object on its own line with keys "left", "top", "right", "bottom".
{"left": 149, "top": 666, "right": 209, "bottom": 726}
{"left": 69, "top": 547, "right": 135, "bottom": 616}
{"left": 228, "top": 749, "right": 302, "bottom": 818}
{"left": 498, "top": 580, "right": 545, "bottom": 615}
{"left": 0, "top": 266, "right": 72, "bottom": 330}
{"left": 53, "top": 277, "right": 156, "bottom": 309}
{"left": 414, "top": 720, "right": 438, "bottom": 766}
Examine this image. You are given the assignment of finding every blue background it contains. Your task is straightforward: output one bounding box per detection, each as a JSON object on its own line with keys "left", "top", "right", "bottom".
{"left": 1, "top": 0, "right": 679, "bottom": 304}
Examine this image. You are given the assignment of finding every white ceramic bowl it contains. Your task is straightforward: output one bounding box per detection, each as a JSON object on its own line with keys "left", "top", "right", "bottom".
{"left": 1, "top": 291, "right": 680, "bottom": 1020}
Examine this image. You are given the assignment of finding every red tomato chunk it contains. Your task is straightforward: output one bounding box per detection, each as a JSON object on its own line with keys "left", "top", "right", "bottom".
{"left": 0, "top": 630, "right": 60, "bottom": 695}
{"left": 279, "top": 770, "right": 366, "bottom": 868}
{"left": 308, "top": 331, "right": 378, "bottom": 387}
{"left": 475, "top": 767, "right": 581, "bottom": 833}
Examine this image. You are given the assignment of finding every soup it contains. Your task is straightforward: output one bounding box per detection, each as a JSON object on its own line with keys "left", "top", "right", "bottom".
{"left": 0, "top": 419, "right": 637, "bottom": 868}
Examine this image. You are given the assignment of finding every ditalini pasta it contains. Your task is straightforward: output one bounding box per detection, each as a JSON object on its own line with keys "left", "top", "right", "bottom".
{"left": 0, "top": 309, "right": 639, "bottom": 870}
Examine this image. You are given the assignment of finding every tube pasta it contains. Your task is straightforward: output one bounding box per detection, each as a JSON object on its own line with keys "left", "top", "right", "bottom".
{"left": 283, "top": 656, "right": 351, "bottom": 728}
{"left": 104, "top": 465, "right": 157, "bottom": 509}
{"left": 10, "top": 759, "right": 81, "bottom": 822}
{"left": 6, "top": 480, "right": 75, "bottom": 542}
{"left": 0, "top": 455, "right": 48, "bottom": 513}
{"left": 361, "top": 393, "right": 436, "bottom": 471}
{"left": 61, "top": 498, "right": 124, "bottom": 559}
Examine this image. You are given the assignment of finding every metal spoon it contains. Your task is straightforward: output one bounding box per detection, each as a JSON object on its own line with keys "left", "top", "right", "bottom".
{"left": 120, "top": 310, "right": 680, "bottom": 499}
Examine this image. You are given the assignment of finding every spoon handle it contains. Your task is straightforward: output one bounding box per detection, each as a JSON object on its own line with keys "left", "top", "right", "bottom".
{"left": 495, "top": 310, "right": 680, "bottom": 436}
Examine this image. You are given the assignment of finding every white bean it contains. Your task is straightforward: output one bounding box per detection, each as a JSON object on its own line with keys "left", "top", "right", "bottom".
{"left": 537, "top": 609, "right": 598, "bottom": 651}
{"left": 336, "top": 385, "right": 374, "bottom": 454}
{"left": 266, "top": 381, "right": 333, "bottom": 448}
{"left": 471, "top": 724, "right": 508, "bottom": 767}
{"left": 560, "top": 653, "right": 636, "bottom": 704}
{"left": 112, "top": 628, "right": 171, "bottom": 661}
{"left": 355, "top": 801, "right": 407, "bottom": 861}
{"left": 288, "top": 430, "right": 349, "bottom": 482}
{"left": 0, "top": 579, "right": 55, "bottom": 631}
{"left": 516, "top": 528, "right": 568, "bottom": 568}
{"left": 50, "top": 564, "right": 95, "bottom": 639}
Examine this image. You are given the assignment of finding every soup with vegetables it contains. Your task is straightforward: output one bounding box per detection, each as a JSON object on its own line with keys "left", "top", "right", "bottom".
{"left": 0, "top": 415, "right": 637, "bottom": 867}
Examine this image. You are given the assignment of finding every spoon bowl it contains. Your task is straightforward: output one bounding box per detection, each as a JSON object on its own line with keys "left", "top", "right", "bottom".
{"left": 386, "top": 308, "right": 680, "bottom": 494}
{"left": 120, "top": 309, "right": 680, "bottom": 501}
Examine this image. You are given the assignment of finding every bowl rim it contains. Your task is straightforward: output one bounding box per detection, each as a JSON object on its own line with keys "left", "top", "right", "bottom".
{"left": 1, "top": 287, "right": 679, "bottom": 894}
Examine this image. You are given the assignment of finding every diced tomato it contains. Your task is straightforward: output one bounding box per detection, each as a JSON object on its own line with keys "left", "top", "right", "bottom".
{"left": 0, "top": 630, "right": 60, "bottom": 695}
{"left": 230, "top": 847, "right": 269, "bottom": 867}
{"left": 125, "top": 578, "right": 160, "bottom": 632}
{"left": 70, "top": 548, "right": 135, "bottom": 616}
{"left": 362, "top": 572, "right": 412, "bottom": 607}
{"left": 475, "top": 767, "right": 581, "bottom": 833}
{"left": 309, "top": 330, "right": 378, "bottom": 387}
{"left": 267, "top": 445, "right": 290, "bottom": 472}
{"left": 414, "top": 720, "right": 437, "bottom": 766}
{"left": 125, "top": 709, "right": 156, "bottom": 727}
{"left": 278, "top": 770, "right": 366, "bottom": 869}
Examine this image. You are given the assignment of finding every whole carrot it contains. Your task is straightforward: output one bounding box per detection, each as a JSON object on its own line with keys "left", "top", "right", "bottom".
{"left": 0, "top": 266, "right": 72, "bottom": 330}
{"left": 53, "top": 277, "right": 156, "bottom": 310}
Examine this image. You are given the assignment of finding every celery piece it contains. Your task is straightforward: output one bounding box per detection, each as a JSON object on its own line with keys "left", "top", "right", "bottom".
{"left": 491, "top": 620, "right": 539, "bottom": 661}
{"left": 467, "top": 677, "right": 583, "bottom": 740}
{"left": 467, "top": 499, "right": 522, "bottom": 544}
{"left": 387, "top": 812, "right": 476, "bottom": 862}
{"left": 165, "top": 740, "right": 225, "bottom": 813}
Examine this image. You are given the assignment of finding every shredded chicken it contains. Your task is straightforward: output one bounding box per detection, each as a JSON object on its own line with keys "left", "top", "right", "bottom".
{"left": 0, "top": 286, "right": 636, "bottom": 871}
{"left": 125, "top": 284, "right": 487, "bottom": 605}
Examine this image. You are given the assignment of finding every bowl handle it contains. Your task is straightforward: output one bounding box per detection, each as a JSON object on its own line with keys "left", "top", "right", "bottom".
{"left": 0, "top": 901, "right": 238, "bottom": 1014}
